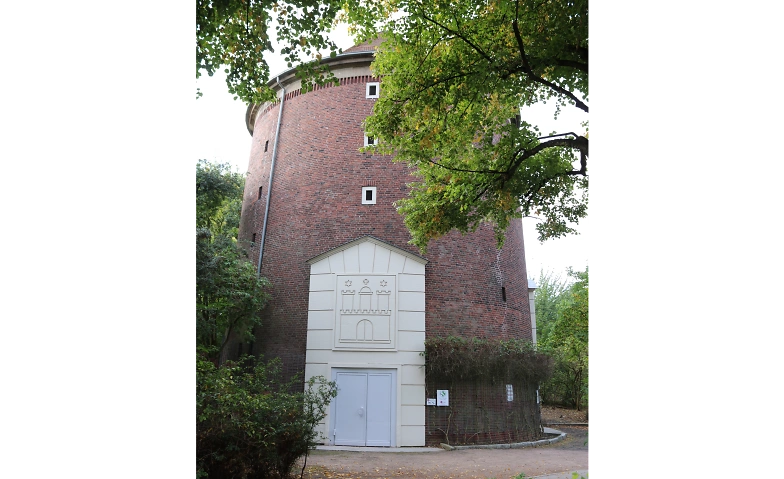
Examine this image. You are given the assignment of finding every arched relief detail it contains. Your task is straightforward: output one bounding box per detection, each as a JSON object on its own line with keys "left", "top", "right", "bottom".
{"left": 336, "top": 275, "right": 395, "bottom": 348}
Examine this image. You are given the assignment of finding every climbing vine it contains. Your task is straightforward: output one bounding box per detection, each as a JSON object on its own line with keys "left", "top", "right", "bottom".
{"left": 424, "top": 336, "right": 553, "bottom": 383}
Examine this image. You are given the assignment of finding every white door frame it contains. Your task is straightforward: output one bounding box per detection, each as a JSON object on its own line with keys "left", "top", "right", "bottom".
{"left": 329, "top": 367, "right": 397, "bottom": 447}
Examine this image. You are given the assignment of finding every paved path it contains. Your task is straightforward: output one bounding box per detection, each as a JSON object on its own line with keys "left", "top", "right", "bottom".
{"left": 301, "top": 426, "right": 588, "bottom": 479}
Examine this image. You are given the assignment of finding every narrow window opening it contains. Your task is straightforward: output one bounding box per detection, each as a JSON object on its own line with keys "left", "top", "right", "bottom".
{"left": 252, "top": 233, "right": 256, "bottom": 244}
{"left": 366, "top": 82, "right": 380, "bottom": 98}
{"left": 361, "top": 186, "right": 377, "bottom": 205}
{"left": 501, "top": 286, "right": 507, "bottom": 302}
{"left": 258, "top": 186, "right": 263, "bottom": 199}
{"left": 364, "top": 134, "right": 375, "bottom": 147}
{"left": 264, "top": 140, "right": 269, "bottom": 152}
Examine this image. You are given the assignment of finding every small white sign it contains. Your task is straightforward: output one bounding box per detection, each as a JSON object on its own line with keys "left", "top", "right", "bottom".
{"left": 506, "top": 384, "right": 514, "bottom": 402}
{"left": 426, "top": 398, "right": 436, "bottom": 406}
{"left": 437, "top": 389, "right": 449, "bottom": 406}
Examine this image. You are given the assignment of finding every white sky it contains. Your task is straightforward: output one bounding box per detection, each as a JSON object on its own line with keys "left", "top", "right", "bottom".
{"left": 194, "top": 27, "right": 589, "bottom": 282}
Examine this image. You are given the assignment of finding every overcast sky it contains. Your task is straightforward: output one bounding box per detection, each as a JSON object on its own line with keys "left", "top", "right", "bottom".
{"left": 194, "top": 27, "right": 588, "bottom": 282}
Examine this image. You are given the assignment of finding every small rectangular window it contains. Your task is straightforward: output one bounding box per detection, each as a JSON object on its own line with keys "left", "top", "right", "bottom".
{"left": 264, "top": 140, "right": 269, "bottom": 152}
{"left": 366, "top": 82, "right": 380, "bottom": 98}
{"left": 258, "top": 186, "right": 263, "bottom": 199}
{"left": 364, "top": 134, "right": 375, "bottom": 147}
{"left": 252, "top": 233, "right": 256, "bottom": 244}
{"left": 361, "top": 186, "right": 377, "bottom": 205}
{"left": 501, "top": 286, "right": 507, "bottom": 302}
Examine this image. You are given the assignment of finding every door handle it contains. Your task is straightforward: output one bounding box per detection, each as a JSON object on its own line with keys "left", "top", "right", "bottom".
{"left": 358, "top": 406, "right": 364, "bottom": 417}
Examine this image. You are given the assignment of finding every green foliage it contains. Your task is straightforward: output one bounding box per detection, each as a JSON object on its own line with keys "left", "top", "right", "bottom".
{"left": 196, "top": 160, "right": 270, "bottom": 364}
{"left": 197, "top": 0, "right": 360, "bottom": 103}
{"left": 538, "top": 267, "right": 588, "bottom": 410}
{"left": 196, "top": 160, "right": 245, "bottom": 236}
{"left": 196, "top": 354, "right": 337, "bottom": 479}
{"left": 534, "top": 269, "right": 570, "bottom": 343}
{"left": 424, "top": 336, "right": 552, "bottom": 384}
{"left": 361, "top": 0, "right": 589, "bottom": 251}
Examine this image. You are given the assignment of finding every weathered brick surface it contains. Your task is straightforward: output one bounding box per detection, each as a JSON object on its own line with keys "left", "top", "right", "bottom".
{"left": 238, "top": 67, "right": 531, "bottom": 383}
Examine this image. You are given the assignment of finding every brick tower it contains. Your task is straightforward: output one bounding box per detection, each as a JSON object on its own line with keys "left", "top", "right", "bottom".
{"left": 238, "top": 41, "right": 536, "bottom": 447}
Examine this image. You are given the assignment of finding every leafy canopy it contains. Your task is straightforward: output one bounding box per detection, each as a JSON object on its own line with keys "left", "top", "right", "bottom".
{"left": 362, "top": 0, "right": 588, "bottom": 250}
{"left": 197, "top": 0, "right": 360, "bottom": 103}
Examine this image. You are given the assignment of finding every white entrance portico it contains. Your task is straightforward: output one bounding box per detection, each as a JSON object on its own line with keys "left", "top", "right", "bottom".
{"left": 304, "top": 236, "right": 427, "bottom": 447}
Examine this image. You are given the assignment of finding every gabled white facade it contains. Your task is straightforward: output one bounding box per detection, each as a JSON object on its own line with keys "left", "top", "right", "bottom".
{"left": 304, "top": 236, "right": 427, "bottom": 446}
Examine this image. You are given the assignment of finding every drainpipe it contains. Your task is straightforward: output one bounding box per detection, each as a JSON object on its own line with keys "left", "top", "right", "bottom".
{"left": 256, "top": 76, "right": 285, "bottom": 277}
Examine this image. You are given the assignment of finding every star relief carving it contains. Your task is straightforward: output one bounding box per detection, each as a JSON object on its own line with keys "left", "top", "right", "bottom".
{"left": 380, "top": 280, "right": 388, "bottom": 287}
{"left": 344, "top": 280, "right": 352, "bottom": 287}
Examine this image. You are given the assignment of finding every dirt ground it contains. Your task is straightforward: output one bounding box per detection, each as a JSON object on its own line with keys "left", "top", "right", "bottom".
{"left": 298, "top": 406, "right": 588, "bottom": 479}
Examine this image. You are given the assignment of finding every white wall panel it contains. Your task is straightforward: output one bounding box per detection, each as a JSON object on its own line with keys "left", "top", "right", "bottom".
{"left": 401, "top": 405, "right": 425, "bottom": 426}
{"left": 398, "top": 331, "right": 425, "bottom": 352}
{"left": 388, "top": 252, "right": 406, "bottom": 273}
{"left": 308, "top": 291, "right": 335, "bottom": 311}
{"left": 402, "top": 258, "right": 425, "bottom": 275}
{"left": 397, "top": 311, "right": 425, "bottom": 332}
{"left": 401, "top": 384, "right": 425, "bottom": 406}
{"left": 398, "top": 273, "right": 425, "bottom": 292}
{"left": 401, "top": 365, "right": 426, "bottom": 384}
{"left": 328, "top": 252, "right": 345, "bottom": 273}
{"left": 372, "top": 246, "right": 391, "bottom": 273}
{"left": 399, "top": 425, "right": 425, "bottom": 447}
{"left": 306, "top": 330, "right": 334, "bottom": 350}
{"left": 343, "top": 245, "right": 360, "bottom": 272}
{"left": 398, "top": 291, "right": 425, "bottom": 312}
{"left": 307, "top": 310, "right": 335, "bottom": 330}
{"left": 309, "top": 273, "right": 335, "bottom": 291}
{"left": 311, "top": 258, "right": 330, "bottom": 274}
{"left": 358, "top": 241, "right": 375, "bottom": 272}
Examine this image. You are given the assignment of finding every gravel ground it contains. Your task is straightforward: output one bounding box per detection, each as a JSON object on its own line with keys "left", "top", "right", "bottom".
{"left": 299, "top": 425, "right": 588, "bottom": 479}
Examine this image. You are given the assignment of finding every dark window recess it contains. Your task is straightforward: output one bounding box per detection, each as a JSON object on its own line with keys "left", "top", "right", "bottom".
{"left": 365, "top": 189, "right": 373, "bottom": 201}
{"left": 252, "top": 233, "right": 256, "bottom": 243}
{"left": 367, "top": 136, "right": 375, "bottom": 145}
{"left": 258, "top": 186, "right": 263, "bottom": 199}
{"left": 369, "top": 85, "right": 377, "bottom": 96}
{"left": 247, "top": 341, "right": 254, "bottom": 356}
{"left": 237, "top": 342, "right": 243, "bottom": 358}
{"left": 501, "top": 286, "right": 507, "bottom": 302}
{"left": 264, "top": 140, "right": 269, "bottom": 152}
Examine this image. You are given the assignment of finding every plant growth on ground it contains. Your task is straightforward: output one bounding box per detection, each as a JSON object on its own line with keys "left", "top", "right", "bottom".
{"left": 197, "top": 355, "right": 337, "bottom": 479}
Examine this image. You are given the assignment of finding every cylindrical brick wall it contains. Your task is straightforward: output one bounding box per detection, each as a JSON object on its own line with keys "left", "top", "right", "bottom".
{"left": 238, "top": 53, "right": 532, "bottom": 383}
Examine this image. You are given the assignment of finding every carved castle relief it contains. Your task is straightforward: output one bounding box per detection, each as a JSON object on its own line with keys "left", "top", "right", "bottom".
{"left": 335, "top": 275, "right": 396, "bottom": 349}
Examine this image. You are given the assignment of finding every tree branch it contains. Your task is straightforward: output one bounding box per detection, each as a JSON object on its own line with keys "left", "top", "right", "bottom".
{"left": 508, "top": 136, "right": 588, "bottom": 175}
{"left": 552, "top": 58, "right": 588, "bottom": 74}
{"left": 418, "top": 10, "right": 494, "bottom": 65}
{"left": 512, "top": 0, "right": 530, "bottom": 70}
{"left": 427, "top": 158, "right": 505, "bottom": 175}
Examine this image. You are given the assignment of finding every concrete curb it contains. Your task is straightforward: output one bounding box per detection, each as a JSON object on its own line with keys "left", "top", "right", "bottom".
{"left": 448, "top": 428, "right": 566, "bottom": 450}
{"left": 530, "top": 469, "right": 589, "bottom": 479}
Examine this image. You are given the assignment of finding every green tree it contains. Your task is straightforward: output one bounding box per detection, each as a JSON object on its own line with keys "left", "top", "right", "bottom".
{"left": 196, "top": 160, "right": 269, "bottom": 364}
{"left": 534, "top": 269, "right": 570, "bottom": 344}
{"left": 361, "top": 0, "right": 588, "bottom": 250}
{"left": 539, "top": 267, "right": 588, "bottom": 410}
{"left": 197, "top": 0, "right": 358, "bottom": 103}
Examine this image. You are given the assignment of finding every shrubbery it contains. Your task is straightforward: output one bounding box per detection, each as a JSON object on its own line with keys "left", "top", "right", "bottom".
{"left": 196, "top": 353, "right": 337, "bottom": 479}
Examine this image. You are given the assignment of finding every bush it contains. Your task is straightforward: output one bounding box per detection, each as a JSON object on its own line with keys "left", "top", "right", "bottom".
{"left": 538, "top": 340, "right": 588, "bottom": 410}
{"left": 196, "top": 354, "right": 337, "bottom": 479}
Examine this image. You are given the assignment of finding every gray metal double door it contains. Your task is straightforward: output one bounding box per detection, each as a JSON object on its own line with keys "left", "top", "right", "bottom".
{"left": 333, "top": 369, "right": 395, "bottom": 446}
